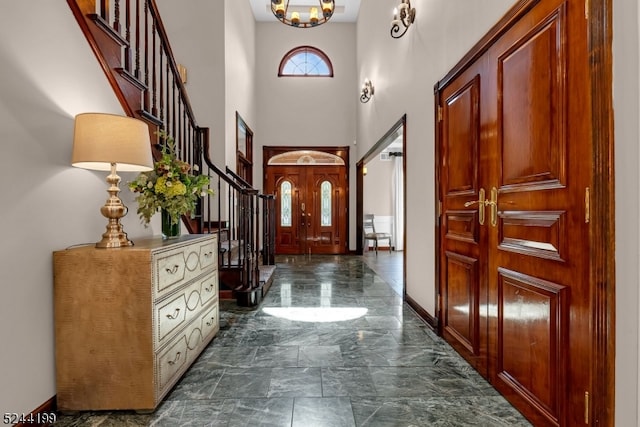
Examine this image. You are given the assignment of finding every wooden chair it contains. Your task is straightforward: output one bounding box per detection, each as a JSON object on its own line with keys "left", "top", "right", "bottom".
{"left": 363, "top": 214, "right": 392, "bottom": 254}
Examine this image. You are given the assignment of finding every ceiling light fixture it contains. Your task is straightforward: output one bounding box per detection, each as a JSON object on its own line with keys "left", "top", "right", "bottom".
{"left": 271, "top": 0, "right": 335, "bottom": 28}
{"left": 360, "top": 79, "right": 374, "bottom": 103}
{"left": 391, "top": 0, "right": 416, "bottom": 39}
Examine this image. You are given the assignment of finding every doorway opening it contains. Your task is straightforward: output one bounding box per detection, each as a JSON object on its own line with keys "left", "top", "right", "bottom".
{"left": 356, "top": 115, "right": 406, "bottom": 296}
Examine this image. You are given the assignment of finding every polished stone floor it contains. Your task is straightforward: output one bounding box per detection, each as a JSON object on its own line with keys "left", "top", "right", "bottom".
{"left": 55, "top": 254, "right": 531, "bottom": 426}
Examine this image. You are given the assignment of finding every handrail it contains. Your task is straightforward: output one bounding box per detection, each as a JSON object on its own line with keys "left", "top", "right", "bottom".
{"left": 225, "top": 166, "right": 253, "bottom": 189}
{"left": 69, "top": 0, "right": 274, "bottom": 305}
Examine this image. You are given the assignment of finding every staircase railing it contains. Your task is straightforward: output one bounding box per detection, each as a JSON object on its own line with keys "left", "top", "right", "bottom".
{"left": 225, "top": 167, "right": 276, "bottom": 266}
{"left": 68, "top": 0, "right": 272, "bottom": 305}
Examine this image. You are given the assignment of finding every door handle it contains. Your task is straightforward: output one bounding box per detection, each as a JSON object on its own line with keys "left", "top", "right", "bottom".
{"left": 464, "top": 188, "right": 486, "bottom": 225}
{"left": 486, "top": 187, "right": 498, "bottom": 227}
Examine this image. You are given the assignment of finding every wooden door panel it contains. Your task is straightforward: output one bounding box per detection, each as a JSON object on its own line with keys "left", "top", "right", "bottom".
{"left": 445, "top": 211, "right": 479, "bottom": 244}
{"left": 498, "top": 211, "right": 567, "bottom": 261}
{"left": 437, "top": 0, "right": 592, "bottom": 425}
{"left": 445, "top": 76, "right": 480, "bottom": 196}
{"left": 497, "top": 268, "right": 568, "bottom": 426}
{"left": 499, "top": 5, "right": 567, "bottom": 192}
{"left": 265, "top": 162, "right": 347, "bottom": 255}
{"left": 443, "top": 252, "right": 480, "bottom": 355}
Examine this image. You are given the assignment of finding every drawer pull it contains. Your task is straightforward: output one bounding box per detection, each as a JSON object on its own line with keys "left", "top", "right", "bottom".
{"left": 166, "top": 308, "right": 181, "bottom": 319}
{"left": 206, "top": 317, "right": 215, "bottom": 327}
{"left": 167, "top": 351, "right": 181, "bottom": 366}
{"left": 204, "top": 251, "right": 213, "bottom": 258}
{"left": 204, "top": 284, "right": 214, "bottom": 293}
{"left": 165, "top": 265, "right": 180, "bottom": 274}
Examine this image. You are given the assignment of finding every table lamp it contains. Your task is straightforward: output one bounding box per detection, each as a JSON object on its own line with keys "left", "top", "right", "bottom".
{"left": 71, "top": 113, "right": 154, "bottom": 248}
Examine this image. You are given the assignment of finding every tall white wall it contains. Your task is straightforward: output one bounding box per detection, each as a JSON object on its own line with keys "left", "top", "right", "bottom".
{"left": 0, "top": 3, "right": 156, "bottom": 416}
{"left": 614, "top": 0, "right": 640, "bottom": 424}
{"left": 225, "top": 0, "right": 257, "bottom": 172}
{"left": 254, "top": 22, "right": 357, "bottom": 237}
{"left": 355, "top": 0, "right": 515, "bottom": 320}
{"left": 155, "top": 0, "right": 226, "bottom": 169}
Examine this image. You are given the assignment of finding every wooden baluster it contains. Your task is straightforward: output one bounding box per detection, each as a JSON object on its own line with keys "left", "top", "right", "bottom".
{"left": 100, "top": 0, "right": 109, "bottom": 21}
{"left": 134, "top": 0, "right": 141, "bottom": 79}
{"left": 159, "top": 51, "right": 164, "bottom": 123}
{"left": 113, "top": 0, "right": 121, "bottom": 33}
{"left": 143, "top": 0, "right": 149, "bottom": 112}
{"left": 151, "top": 23, "right": 157, "bottom": 118}
{"left": 123, "top": 0, "right": 131, "bottom": 72}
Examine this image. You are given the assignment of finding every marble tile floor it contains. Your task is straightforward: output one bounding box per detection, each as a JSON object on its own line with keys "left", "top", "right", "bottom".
{"left": 54, "top": 255, "right": 531, "bottom": 427}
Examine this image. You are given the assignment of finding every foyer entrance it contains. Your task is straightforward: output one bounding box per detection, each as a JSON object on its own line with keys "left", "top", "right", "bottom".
{"left": 264, "top": 147, "right": 349, "bottom": 255}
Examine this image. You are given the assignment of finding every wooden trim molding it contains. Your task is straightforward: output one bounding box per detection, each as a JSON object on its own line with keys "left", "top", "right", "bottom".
{"left": 13, "top": 396, "right": 56, "bottom": 427}
{"left": 588, "top": 0, "right": 615, "bottom": 425}
{"left": 405, "top": 294, "right": 438, "bottom": 330}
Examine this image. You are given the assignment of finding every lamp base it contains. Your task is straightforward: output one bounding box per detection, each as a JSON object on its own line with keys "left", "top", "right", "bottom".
{"left": 96, "top": 163, "right": 134, "bottom": 249}
{"left": 96, "top": 220, "right": 134, "bottom": 248}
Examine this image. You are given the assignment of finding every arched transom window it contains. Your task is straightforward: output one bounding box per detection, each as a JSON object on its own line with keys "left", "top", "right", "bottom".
{"left": 278, "top": 46, "right": 334, "bottom": 77}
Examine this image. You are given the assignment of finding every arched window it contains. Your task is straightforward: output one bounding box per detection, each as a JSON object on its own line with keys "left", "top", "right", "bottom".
{"left": 320, "top": 181, "right": 332, "bottom": 226}
{"left": 278, "top": 46, "right": 334, "bottom": 77}
{"left": 280, "top": 181, "right": 292, "bottom": 226}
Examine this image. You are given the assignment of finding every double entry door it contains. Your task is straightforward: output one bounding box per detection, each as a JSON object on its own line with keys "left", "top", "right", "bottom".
{"left": 437, "top": 0, "right": 592, "bottom": 425}
{"left": 265, "top": 165, "right": 347, "bottom": 255}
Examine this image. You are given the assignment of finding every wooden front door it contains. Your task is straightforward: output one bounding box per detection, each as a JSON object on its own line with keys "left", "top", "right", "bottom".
{"left": 437, "top": 0, "right": 594, "bottom": 425}
{"left": 266, "top": 165, "right": 347, "bottom": 255}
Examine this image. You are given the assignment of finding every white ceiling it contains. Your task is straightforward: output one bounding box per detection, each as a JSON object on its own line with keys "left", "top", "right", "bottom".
{"left": 248, "top": 0, "right": 361, "bottom": 23}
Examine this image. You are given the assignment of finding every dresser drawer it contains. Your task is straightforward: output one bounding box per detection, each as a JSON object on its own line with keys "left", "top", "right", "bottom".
{"left": 156, "top": 334, "right": 188, "bottom": 395}
{"left": 201, "top": 303, "right": 219, "bottom": 341}
{"left": 155, "top": 271, "right": 216, "bottom": 346}
{"left": 199, "top": 271, "right": 218, "bottom": 306}
{"left": 153, "top": 237, "right": 217, "bottom": 300}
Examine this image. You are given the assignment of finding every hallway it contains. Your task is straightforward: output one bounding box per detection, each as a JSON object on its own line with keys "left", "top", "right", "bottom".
{"left": 55, "top": 255, "right": 531, "bottom": 426}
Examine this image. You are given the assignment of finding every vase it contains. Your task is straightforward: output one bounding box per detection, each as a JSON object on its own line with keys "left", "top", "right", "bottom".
{"left": 161, "top": 209, "right": 181, "bottom": 239}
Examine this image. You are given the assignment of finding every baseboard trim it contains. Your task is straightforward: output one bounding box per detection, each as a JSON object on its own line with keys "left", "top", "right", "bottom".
{"left": 14, "top": 396, "right": 56, "bottom": 427}
{"left": 405, "top": 294, "right": 438, "bottom": 330}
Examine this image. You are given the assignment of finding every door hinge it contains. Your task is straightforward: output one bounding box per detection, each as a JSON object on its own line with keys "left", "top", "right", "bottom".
{"left": 437, "top": 106, "right": 443, "bottom": 122}
{"left": 584, "top": 391, "right": 589, "bottom": 424}
{"left": 585, "top": 187, "right": 590, "bottom": 223}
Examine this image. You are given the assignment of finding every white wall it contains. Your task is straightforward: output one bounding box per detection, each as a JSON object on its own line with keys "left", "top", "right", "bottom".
{"left": 225, "top": 0, "right": 257, "bottom": 171}
{"left": 355, "top": 0, "right": 515, "bottom": 318}
{"left": 254, "top": 22, "right": 357, "bottom": 241}
{"left": 0, "top": 3, "right": 156, "bottom": 416}
{"left": 614, "top": 0, "right": 640, "bottom": 424}
{"left": 363, "top": 155, "right": 394, "bottom": 216}
{"left": 155, "top": 0, "right": 226, "bottom": 169}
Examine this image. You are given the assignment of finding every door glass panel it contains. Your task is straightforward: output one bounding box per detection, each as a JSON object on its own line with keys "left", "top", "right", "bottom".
{"left": 281, "top": 181, "right": 292, "bottom": 226}
{"left": 321, "top": 181, "right": 332, "bottom": 226}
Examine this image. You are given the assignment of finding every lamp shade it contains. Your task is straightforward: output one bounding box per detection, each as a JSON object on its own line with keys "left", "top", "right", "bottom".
{"left": 72, "top": 113, "right": 154, "bottom": 172}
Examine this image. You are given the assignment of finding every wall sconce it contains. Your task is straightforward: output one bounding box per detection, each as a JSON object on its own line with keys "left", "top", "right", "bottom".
{"left": 360, "top": 80, "right": 374, "bottom": 103}
{"left": 391, "top": 0, "right": 416, "bottom": 39}
{"left": 363, "top": 166, "right": 368, "bottom": 176}
{"left": 71, "top": 113, "right": 153, "bottom": 248}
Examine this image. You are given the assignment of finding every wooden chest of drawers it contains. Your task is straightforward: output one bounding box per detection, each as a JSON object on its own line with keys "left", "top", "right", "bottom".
{"left": 53, "top": 234, "right": 219, "bottom": 412}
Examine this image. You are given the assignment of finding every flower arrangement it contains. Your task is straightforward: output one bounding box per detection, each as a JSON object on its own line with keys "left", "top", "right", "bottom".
{"left": 128, "top": 131, "right": 212, "bottom": 227}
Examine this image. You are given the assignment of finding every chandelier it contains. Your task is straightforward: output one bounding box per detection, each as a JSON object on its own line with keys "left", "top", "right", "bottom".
{"left": 271, "top": 0, "right": 335, "bottom": 28}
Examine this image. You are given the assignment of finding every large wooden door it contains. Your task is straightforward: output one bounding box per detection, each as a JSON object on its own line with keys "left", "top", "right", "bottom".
{"left": 266, "top": 165, "right": 347, "bottom": 255}
{"left": 437, "top": 1, "right": 592, "bottom": 425}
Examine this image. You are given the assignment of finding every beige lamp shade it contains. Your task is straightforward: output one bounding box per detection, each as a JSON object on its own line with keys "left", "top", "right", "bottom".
{"left": 72, "top": 113, "right": 154, "bottom": 172}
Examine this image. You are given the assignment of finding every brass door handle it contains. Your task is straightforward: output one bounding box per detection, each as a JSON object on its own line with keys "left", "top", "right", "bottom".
{"left": 487, "top": 187, "right": 498, "bottom": 227}
{"left": 464, "top": 188, "right": 486, "bottom": 225}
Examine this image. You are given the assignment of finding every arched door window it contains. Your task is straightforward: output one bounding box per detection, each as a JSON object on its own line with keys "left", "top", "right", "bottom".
{"left": 278, "top": 46, "right": 334, "bottom": 77}
{"left": 320, "top": 181, "right": 332, "bottom": 226}
{"left": 280, "top": 181, "right": 292, "bottom": 227}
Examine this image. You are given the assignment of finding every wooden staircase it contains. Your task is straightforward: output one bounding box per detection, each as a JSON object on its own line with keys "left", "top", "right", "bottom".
{"left": 68, "top": 0, "right": 276, "bottom": 307}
